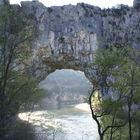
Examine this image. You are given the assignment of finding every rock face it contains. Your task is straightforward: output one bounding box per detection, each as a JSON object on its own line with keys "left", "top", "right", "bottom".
{"left": 0, "top": 0, "right": 9, "bottom": 5}
{"left": 0, "top": 0, "right": 4, "bottom": 5}
{"left": 18, "top": 0, "right": 140, "bottom": 82}
{"left": 133, "top": 0, "right": 140, "bottom": 8}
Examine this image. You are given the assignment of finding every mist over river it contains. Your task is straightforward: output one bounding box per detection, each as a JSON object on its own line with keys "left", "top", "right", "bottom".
{"left": 19, "top": 103, "right": 99, "bottom": 140}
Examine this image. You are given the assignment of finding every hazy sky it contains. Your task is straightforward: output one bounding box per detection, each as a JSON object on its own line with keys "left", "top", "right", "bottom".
{"left": 10, "top": 0, "right": 134, "bottom": 8}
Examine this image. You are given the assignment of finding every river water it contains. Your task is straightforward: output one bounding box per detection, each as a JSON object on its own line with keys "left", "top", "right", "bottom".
{"left": 18, "top": 103, "right": 99, "bottom": 140}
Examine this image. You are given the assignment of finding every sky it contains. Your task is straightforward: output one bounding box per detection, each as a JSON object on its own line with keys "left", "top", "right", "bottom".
{"left": 10, "top": 0, "right": 134, "bottom": 8}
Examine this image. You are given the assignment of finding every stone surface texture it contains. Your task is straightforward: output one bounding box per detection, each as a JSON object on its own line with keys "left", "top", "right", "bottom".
{"left": 10, "top": 1, "right": 140, "bottom": 82}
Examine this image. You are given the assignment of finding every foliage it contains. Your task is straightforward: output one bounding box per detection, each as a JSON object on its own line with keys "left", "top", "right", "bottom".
{"left": 0, "top": 4, "right": 42, "bottom": 138}
{"left": 89, "top": 45, "right": 140, "bottom": 140}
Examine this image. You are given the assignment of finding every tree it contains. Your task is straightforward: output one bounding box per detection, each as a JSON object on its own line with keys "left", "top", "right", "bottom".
{"left": 89, "top": 46, "right": 127, "bottom": 140}
{"left": 0, "top": 3, "right": 42, "bottom": 139}
{"left": 112, "top": 47, "right": 140, "bottom": 140}
{"left": 89, "top": 45, "right": 140, "bottom": 140}
{"left": 89, "top": 86, "right": 126, "bottom": 140}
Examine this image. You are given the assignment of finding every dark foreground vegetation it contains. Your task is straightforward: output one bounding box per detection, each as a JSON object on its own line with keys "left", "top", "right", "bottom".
{"left": 0, "top": 2, "right": 42, "bottom": 139}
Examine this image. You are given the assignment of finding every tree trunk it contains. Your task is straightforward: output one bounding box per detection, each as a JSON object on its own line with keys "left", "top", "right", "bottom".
{"left": 128, "top": 101, "right": 132, "bottom": 140}
{"left": 138, "top": 127, "right": 140, "bottom": 140}
{"left": 0, "top": 116, "right": 6, "bottom": 140}
{"left": 89, "top": 88, "right": 104, "bottom": 140}
{"left": 109, "top": 112, "right": 116, "bottom": 140}
{"left": 100, "top": 134, "right": 104, "bottom": 140}
{"left": 128, "top": 69, "right": 135, "bottom": 140}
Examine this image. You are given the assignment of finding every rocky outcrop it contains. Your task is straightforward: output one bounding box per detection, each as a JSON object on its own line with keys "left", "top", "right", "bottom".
{"left": 20, "top": 1, "right": 100, "bottom": 81}
{"left": 133, "top": 0, "right": 140, "bottom": 9}
{"left": 11, "top": 0, "right": 140, "bottom": 82}
{"left": 102, "top": 5, "right": 140, "bottom": 48}
{"left": 0, "top": 0, "right": 9, "bottom": 5}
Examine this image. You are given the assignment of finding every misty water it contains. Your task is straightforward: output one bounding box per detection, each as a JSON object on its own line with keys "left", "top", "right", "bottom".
{"left": 19, "top": 69, "right": 99, "bottom": 140}
{"left": 19, "top": 103, "right": 99, "bottom": 140}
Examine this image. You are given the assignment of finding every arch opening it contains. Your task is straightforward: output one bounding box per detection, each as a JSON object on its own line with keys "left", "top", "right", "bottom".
{"left": 39, "top": 69, "right": 93, "bottom": 110}
{"left": 18, "top": 69, "right": 99, "bottom": 140}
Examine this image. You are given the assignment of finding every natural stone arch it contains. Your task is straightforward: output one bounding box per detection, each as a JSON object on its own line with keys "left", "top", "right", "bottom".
{"left": 30, "top": 30, "right": 98, "bottom": 84}
{"left": 20, "top": 0, "right": 140, "bottom": 85}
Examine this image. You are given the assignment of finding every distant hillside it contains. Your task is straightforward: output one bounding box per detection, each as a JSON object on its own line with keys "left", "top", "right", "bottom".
{"left": 39, "top": 69, "right": 92, "bottom": 108}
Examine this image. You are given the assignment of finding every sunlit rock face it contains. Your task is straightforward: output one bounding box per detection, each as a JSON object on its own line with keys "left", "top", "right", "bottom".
{"left": 19, "top": 0, "right": 140, "bottom": 82}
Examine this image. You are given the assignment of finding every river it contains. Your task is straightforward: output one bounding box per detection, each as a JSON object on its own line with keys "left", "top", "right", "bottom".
{"left": 18, "top": 103, "right": 99, "bottom": 140}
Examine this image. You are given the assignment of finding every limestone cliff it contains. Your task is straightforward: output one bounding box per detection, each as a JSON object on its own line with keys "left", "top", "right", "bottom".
{"left": 8, "top": 0, "right": 140, "bottom": 81}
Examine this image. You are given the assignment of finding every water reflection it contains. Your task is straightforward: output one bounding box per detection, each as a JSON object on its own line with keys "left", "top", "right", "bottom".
{"left": 18, "top": 103, "right": 99, "bottom": 140}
